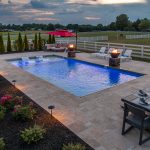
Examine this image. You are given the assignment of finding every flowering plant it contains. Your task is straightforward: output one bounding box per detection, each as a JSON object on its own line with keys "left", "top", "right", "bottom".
{"left": 13, "top": 102, "right": 36, "bottom": 121}
{"left": 0, "top": 95, "right": 22, "bottom": 111}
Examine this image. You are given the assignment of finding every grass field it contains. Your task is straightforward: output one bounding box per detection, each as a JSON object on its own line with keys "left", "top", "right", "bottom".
{"left": 78, "top": 31, "right": 150, "bottom": 45}
{"left": 1, "top": 31, "right": 150, "bottom": 45}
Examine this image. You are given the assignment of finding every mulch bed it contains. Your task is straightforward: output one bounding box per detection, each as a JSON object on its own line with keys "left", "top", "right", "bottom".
{"left": 0, "top": 75, "right": 94, "bottom": 150}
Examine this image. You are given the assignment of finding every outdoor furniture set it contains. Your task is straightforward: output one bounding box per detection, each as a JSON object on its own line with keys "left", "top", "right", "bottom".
{"left": 121, "top": 89, "right": 150, "bottom": 145}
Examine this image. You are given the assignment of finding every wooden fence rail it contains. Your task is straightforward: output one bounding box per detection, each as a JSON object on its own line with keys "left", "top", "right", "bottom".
{"left": 77, "top": 41, "right": 150, "bottom": 59}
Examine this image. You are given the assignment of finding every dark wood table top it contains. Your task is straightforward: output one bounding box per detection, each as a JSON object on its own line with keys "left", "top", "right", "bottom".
{"left": 122, "top": 89, "right": 150, "bottom": 112}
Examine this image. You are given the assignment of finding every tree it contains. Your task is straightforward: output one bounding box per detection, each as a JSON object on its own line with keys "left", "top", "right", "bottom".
{"left": 47, "top": 34, "right": 52, "bottom": 44}
{"left": 139, "top": 18, "right": 150, "bottom": 31}
{"left": 0, "top": 34, "right": 5, "bottom": 53}
{"left": 7, "top": 32, "right": 12, "bottom": 52}
{"left": 116, "top": 14, "right": 129, "bottom": 31}
{"left": 96, "top": 24, "right": 104, "bottom": 31}
{"left": 17, "top": 32, "right": 23, "bottom": 52}
{"left": 108, "top": 22, "right": 116, "bottom": 30}
{"left": 38, "top": 32, "right": 42, "bottom": 50}
{"left": 34, "top": 33, "right": 38, "bottom": 51}
{"left": 51, "top": 35, "right": 55, "bottom": 44}
{"left": 132, "top": 19, "right": 141, "bottom": 31}
{"left": 47, "top": 23, "right": 55, "bottom": 30}
{"left": 24, "top": 34, "right": 29, "bottom": 51}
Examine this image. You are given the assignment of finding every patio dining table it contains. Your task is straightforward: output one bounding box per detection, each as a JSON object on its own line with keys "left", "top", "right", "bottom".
{"left": 121, "top": 88, "right": 150, "bottom": 112}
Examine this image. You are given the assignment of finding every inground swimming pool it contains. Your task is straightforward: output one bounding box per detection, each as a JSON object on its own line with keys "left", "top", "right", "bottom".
{"left": 9, "top": 55, "right": 143, "bottom": 96}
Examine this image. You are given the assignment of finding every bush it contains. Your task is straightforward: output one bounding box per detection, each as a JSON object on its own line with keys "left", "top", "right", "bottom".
{"left": 38, "top": 33, "right": 42, "bottom": 50}
{"left": 62, "top": 143, "right": 86, "bottom": 150}
{"left": 51, "top": 35, "right": 55, "bottom": 44}
{"left": 7, "top": 32, "right": 12, "bottom": 52}
{"left": 24, "top": 34, "right": 29, "bottom": 51}
{"left": 20, "top": 125, "right": 46, "bottom": 144}
{"left": 17, "top": 32, "right": 23, "bottom": 52}
{"left": 0, "top": 34, "right": 5, "bottom": 53}
{"left": 34, "top": 33, "right": 38, "bottom": 50}
{"left": 0, "top": 138, "right": 5, "bottom": 150}
{"left": 47, "top": 34, "right": 52, "bottom": 44}
{"left": 0, "top": 105, "right": 6, "bottom": 121}
{"left": 0, "top": 95, "right": 22, "bottom": 111}
{"left": 13, "top": 103, "right": 36, "bottom": 121}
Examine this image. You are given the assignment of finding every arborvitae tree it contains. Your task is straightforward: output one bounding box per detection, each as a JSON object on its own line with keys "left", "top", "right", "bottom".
{"left": 0, "top": 34, "right": 5, "bottom": 53}
{"left": 34, "top": 33, "right": 38, "bottom": 51}
{"left": 52, "top": 35, "right": 55, "bottom": 44}
{"left": 24, "top": 34, "right": 29, "bottom": 51}
{"left": 47, "top": 34, "right": 52, "bottom": 44}
{"left": 38, "top": 32, "right": 42, "bottom": 50}
{"left": 17, "top": 32, "right": 23, "bottom": 52}
{"left": 7, "top": 32, "right": 12, "bottom": 53}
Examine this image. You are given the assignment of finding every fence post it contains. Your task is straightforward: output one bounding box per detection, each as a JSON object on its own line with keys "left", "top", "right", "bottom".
{"left": 141, "top": 45, "right": 144, "bottom": 58}
{"left": 123, "top": 44, "right": 125, "bottom": 50}
{"left": 95, "top": 42, "right": 97, "bottom": 51}
{"left": 107, "top": 43, "right": 110, "bottom": 49}
{"left": 84, "top": 41, "right": 86, "bottom": 49}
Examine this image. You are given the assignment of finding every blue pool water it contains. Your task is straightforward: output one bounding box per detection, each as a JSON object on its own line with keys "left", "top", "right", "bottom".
{"left": 10, "top": 56, "right": 143, "bottom": 96}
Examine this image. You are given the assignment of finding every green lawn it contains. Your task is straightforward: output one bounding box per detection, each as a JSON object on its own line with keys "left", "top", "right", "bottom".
{"left": 1, "top": 31, "right": 150, "bottom": 46}
{"left": 78, "top": 31, "right": 150, "bottom": 45}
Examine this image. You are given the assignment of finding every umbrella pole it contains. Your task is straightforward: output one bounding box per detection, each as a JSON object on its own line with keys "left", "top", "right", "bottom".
{"left": 75, "top": 29, "right": 78, "bottom": 51}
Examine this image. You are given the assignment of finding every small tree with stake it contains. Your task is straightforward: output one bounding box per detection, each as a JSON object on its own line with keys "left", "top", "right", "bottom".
{"left": 34, "top": 33, "right": 38, "bottom": 51}
{"left": 0, "top": 34, "right": 5, "bottom": 53}
{"left": 7, "top": 32, "right": 12, "bottom": 53}
{"left": 24, "top": 34, "right": 29, "bottom": 51}
{"left": 17, "top": 32, "right": 23, "bottom": 52}
{"left": 38, "top": 32, "right": 42, "bottom": 50}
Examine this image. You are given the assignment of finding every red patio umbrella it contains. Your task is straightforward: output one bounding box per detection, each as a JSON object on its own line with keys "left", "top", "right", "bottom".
{"left": 47, "top": 29, "right": 76, "bottom": 37}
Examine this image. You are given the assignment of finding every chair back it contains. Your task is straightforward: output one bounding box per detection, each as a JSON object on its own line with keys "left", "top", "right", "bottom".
{"left": 118, "top": 49, "right": 123, "bottom": 57}
{"left": 124, "top": 102, "right": 146, "bottom": 119}
{"left": 107, "top": 48, "right": 114, "bottom": 54}
{"left": 99, "top": 47, "right": 106, "bottom": 53}
{"left": 124, "top": 50, "right": 132, "bottom": 57}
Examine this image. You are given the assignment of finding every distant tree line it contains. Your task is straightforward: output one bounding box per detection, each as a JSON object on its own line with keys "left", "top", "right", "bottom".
{"left": 0, "top": 14, "right": 150, "bottom": 32}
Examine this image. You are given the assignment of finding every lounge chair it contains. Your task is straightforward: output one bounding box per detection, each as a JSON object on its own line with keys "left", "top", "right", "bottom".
{"left": 95, "top": 48, "right": 114, "bottom": 59}
{"left": 91, "top": 47, "right": 107, "bottom": 57}
{"left": 120, "top": 49, "right": 132, "bottom": 62}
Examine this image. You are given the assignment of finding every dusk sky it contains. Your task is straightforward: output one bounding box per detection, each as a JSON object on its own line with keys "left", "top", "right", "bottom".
{"left": 0, "top": 0, "right": 150, "bottom": 25}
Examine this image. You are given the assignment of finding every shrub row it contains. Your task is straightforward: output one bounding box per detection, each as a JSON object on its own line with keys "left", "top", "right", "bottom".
{"left": 0, "top": 33, "right": 56, "bottom": 53}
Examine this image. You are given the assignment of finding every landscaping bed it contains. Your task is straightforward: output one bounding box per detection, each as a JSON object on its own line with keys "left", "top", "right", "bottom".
{"left": 0, "top": 75, "right": 94, "bottom": 150}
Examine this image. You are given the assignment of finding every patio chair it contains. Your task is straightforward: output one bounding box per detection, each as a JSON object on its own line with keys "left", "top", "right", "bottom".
{"left": 91, "top": 47, "right": 107, "bottom": 57}
{"left": 122, "top": 101, "right": 150, "bottom": 145}
{"left": 95, "top": 47, "right": 114, "bottom": 59}
{"left": 120, "top": 49, "right": 132, "bottom": 62}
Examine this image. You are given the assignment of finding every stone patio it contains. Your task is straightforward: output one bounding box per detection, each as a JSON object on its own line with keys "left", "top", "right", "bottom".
{"left": 0, "top": 51, "right": 150, "bottom": 150}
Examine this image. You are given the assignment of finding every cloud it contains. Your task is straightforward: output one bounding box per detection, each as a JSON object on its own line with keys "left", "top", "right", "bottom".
{"left": 30, "top": 0, "right": 48, "bottom": 8}
{"left": 85, "top": 16, "right": 101, "bottom": 20}
{"left": 0, "top": 0, "right": 31, "bottom": 4}
{"left": 34, "top": 17, "right": 58, "bottom": 21}
{"left": 66, "top": 0, "right": 147, "bottom": 5}
{"left": 0, "top": 0, "right": 150, "bottom": 25}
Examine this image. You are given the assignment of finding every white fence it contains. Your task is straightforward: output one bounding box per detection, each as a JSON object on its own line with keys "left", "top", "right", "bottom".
{"left": 78, "top": 36, "right": 108, "bottom": 41}
{"left": 126, "top": 34, "right": 150, "bottom": 39}
{"left": 76, "top": 41, "right": 150, "bottom": 59}
{"left": 56, "top": 36, "right": 108, "bottom": 43}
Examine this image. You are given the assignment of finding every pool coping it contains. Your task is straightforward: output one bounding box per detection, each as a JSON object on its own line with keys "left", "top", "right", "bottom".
{"left": 7, "top": 54, "right": 145, "bottom": 98}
